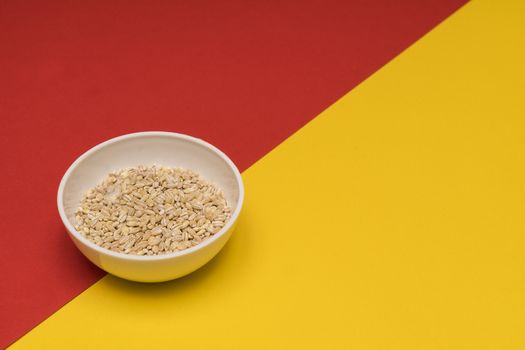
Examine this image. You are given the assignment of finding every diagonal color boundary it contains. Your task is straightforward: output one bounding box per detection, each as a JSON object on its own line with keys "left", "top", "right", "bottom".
{"left": 0, "top": 1, "right": 467, "bottom": 348}
{"left": 12, "top": 0, "right": 525, "bottom": 348}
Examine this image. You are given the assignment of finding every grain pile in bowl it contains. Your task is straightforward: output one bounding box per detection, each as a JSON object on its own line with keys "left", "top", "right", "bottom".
{"left": 74, "top": 166, "right": 231, "bottom": 256}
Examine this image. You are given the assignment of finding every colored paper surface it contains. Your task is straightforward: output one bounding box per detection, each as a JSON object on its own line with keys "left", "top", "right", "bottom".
{"left": 8, "top": 1, "right": 525, "bottom": 348}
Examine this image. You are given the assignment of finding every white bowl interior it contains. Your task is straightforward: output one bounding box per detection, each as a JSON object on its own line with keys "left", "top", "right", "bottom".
{"left": 61, "top": 133, "right": 241, "bottom": 227}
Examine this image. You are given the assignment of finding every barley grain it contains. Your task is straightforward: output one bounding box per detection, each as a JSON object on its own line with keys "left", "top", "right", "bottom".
{"left": 75, "top": 166, "right": 231, "bottom": 255}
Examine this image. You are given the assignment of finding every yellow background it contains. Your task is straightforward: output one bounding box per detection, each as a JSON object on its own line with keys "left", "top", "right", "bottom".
{"left": 12, "top": 1, "right": 525, "bottom": 348}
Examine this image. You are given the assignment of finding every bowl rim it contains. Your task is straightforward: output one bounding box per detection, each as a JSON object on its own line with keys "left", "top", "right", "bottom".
{"left": 57, "top": 131, "right": 244, "bottom": 261}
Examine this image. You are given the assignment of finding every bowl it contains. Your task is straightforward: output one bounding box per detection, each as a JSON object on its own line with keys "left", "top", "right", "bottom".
{"left": 57, "top": 131, "right": 244, "bottom": 282}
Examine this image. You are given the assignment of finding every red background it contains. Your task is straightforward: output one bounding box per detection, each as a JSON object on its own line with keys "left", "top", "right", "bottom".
{"left": 0, "top": 0, "right": 467, "bottom": 347}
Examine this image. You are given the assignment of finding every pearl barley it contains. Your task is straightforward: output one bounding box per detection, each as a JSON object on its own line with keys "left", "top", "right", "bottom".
{"left": 74, "top": 166, "right": 231, "bottom": 256}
